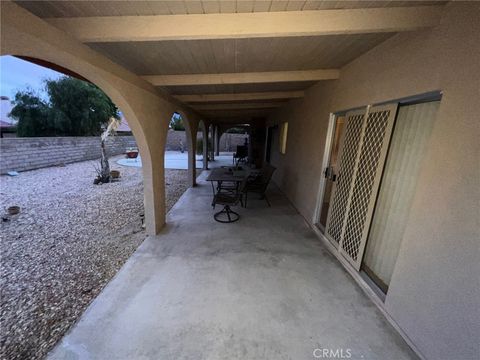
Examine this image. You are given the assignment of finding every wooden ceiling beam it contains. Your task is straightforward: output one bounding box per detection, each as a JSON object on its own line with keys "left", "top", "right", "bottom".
{"left": 174, "top": 91, "right": 305, "bottom": 102}
{"left": 201, "top": 109, "right": 273, "bottom": 117}
{"left": 207, "top": 118, "right": 260, "bottom": 125}
{"left": 143, "top": 69, "right": 339, "bottom": 86}
{"left": 191, "top": 102, "right": 284, "bottom": 110}
{"left": 46, "top": 6, "right": 444, "bottom": 42}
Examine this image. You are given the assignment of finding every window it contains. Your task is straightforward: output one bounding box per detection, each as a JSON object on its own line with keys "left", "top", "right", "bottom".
{"left": 279, "top": 122, "right": 288, "bottom": 154}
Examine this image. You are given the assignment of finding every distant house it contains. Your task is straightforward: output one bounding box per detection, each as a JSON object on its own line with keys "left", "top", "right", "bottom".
{"left": 116, "top": 112, "right": 132, "bottom": 136}
{"left": 0, "top": 96, "right": 17, "bottom": 137}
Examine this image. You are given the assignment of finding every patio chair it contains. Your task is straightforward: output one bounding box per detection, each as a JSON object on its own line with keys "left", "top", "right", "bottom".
{"left": 244, "top": 164, "right": 276, "bottom": 208}
{"left": 216, "top": 166, "right": 249, "bottom": 194}
{"left": 216, "top": 180, "right": 237, "bottom": 194}
{"left": 212, "top": 178, "right": 247, "bottom": 223}
{"left": 233, "top": 145, "right": 248, "bottom": 165}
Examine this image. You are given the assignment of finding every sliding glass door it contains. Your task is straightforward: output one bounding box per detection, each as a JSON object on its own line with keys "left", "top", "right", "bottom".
{"left": 323, "top": 104, "right": 398, "bottom": 270}
{"left": 362, "top": 101, "right": 439, "bottom": 292}
{"left": 318, "top": 98, "right": 439, "bottom": 288}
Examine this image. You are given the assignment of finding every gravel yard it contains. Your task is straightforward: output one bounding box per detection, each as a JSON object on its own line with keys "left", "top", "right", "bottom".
{"left": 0, "top": 156, "right": 191, "bottom": 359}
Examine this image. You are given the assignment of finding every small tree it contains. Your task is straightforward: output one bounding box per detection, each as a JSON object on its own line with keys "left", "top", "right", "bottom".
{"left": 95, "top": 117, "right": 120, "bottom": 184}
{"left": 10, "top": 77, "right": 119, "bottom": 137}
{"left": 170, "top": 112, "right": 185, "bottom": 131}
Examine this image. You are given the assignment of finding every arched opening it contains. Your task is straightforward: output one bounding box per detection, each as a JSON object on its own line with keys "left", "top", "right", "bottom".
{"left": 175, "top": 110, "right": 201, "bottom": 187}
{"left": 196, "top": 120, "right": 209, "bottom": 170}
{"left": 216, "top": 124, "right": 250, "bottom": 166}
{"left": 218, "top": 125, "right": 250, "bottom": 153}
{"left": 160, "top": 110, "right": 200, "bottom": 210}
{"left": 0, "top": 54, "right": 160, "bottom": 359}
{"left": 1, "top": 18, "right": 170, "bottom": 235}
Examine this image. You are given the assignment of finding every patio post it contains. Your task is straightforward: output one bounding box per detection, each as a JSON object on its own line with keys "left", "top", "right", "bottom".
{"left": 202, "top": 121, "right": 209, "bottom": 170}
{"left": 186, "top": 120, "right": 198, "bottom": 187}
{"left": 214, "top": 125, "right": 220, "bottom": 156}
{"left": 210, "top": 124, "right": 215, "bottom": 162}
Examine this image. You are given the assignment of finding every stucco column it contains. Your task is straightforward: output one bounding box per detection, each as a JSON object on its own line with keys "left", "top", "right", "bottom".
{"left": 185, "top": 120, "right": 198, "bottom": 187}
{"left": 214, "top": 125, "right": 220, "bottom": 156}
{"left": 140, "top": 108, "right": 173, "bottom": 235}
{"left": 142, "top": 149, "right": 165, "bottom": 235}
{"left": 202, "top": 122, "right": 209, "bottom": 170}
{"left": 247, "top": 124, "right": 255, "bottom": 164}
{"left": 210, "top": 124, "right": 215, "bottom": 161}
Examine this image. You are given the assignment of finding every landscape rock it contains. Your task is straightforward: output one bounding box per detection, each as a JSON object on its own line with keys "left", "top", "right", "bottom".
{"left": 0, "top": 155, "right": 191, "bottom": 359}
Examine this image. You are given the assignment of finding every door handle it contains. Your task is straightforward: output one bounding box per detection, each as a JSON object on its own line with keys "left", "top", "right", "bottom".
{"left": 324, "top": 167, "right": 338, "bottom": 181}
{"left": 324, "top": 167, "right": 330, "bottom": 178}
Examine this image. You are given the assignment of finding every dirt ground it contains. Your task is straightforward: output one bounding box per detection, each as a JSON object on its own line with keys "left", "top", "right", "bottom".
{"left": 0, "top": 156, "right": 191, "bottom": 359}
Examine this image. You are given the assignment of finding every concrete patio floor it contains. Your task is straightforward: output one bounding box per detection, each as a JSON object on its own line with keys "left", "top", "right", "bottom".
{"left": 48, "top": 173, "right": 417, "bottom": 360}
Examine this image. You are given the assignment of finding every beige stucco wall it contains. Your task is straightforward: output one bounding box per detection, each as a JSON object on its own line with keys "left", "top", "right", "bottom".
{"left": 0, "top": 2, "right": 202, "bottom": 234}
{"left": 267, "top": 3, "right": 479, "bottom": 360}
{"left": 268, "top": 81, "right": 336, "bottom": 219}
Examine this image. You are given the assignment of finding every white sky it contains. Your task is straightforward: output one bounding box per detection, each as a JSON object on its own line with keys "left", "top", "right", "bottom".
{"left": 0, "top": 55, "right": 63, "bottom": 100}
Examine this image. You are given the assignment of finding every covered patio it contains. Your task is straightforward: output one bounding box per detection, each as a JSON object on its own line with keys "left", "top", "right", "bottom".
{"left": 48, "top": 173, "right": 415, "bottom": 360}
{"left": 1, "top": 1, "right": 478, "bottom": 360}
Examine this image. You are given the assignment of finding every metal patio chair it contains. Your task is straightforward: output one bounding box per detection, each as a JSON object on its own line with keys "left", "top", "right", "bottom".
{"left": 216, "top": 166, "right": 249, "bottom": 194}
{"left": 212, "top": 178, "right": 247, "bottom": 223}
{"left": 244, "top": 164, "right": 276, "bottom": 208}
{"left": 232, "top": 145, "right": 248, "bottom": 165}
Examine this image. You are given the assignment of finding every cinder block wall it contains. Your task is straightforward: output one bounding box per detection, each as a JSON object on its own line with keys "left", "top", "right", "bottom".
{"left": 218, "top": 132, "right": 248, "bottom": 152}
{"left": 164, "top": 130, "right": 247, "bottom": 152}
{"left": 0, "top": 131, "right": 249, "bottom": 173}
{"left": 0, "top": 136, "right": 136, "bottom": 173}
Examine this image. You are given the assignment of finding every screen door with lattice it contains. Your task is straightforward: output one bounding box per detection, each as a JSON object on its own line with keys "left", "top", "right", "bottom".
{"left": 324, "top": 104, "right": 398, "bottom": 270}
{"left": 324, "top": 109, "right": 366, "bottom": 247}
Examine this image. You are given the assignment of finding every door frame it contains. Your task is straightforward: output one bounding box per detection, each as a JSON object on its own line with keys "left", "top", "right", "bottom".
{"left": 265, "top": 125, "right": 275, "bottom": 163}
{"left": 312, "top": 113, "right": 336, "bottom": 229}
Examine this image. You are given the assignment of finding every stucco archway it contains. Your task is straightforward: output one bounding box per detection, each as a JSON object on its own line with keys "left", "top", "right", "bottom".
{"left": 1, "top": 53, "right": 163, "bottom": 230}
{"left": 175, "top": 110, "right": 199, "bottom": 187}
{"left": 0, "top": 4, "right": 175, "bottom": 234}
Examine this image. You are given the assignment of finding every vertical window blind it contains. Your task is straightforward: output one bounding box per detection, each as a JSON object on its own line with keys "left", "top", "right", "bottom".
{"left": 362, "top": 101, "right": 439, "bottom": 290}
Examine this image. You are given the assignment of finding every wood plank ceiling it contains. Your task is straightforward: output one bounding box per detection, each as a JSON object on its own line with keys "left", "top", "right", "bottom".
{"left": 15, "top": 1, "right": 446, "bottom": 124}
{"left": 16, "top": 1, "right": 444, "bottom": 17}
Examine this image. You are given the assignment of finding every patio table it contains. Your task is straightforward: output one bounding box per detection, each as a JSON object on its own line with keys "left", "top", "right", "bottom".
{"left": 206, "top": 167, "right": 251, "bottom": 207}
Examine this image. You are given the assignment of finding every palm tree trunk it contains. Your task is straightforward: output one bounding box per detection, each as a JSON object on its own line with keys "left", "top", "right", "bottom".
{"left": 100, "top": 139, "right": 110, "bottom": 182}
